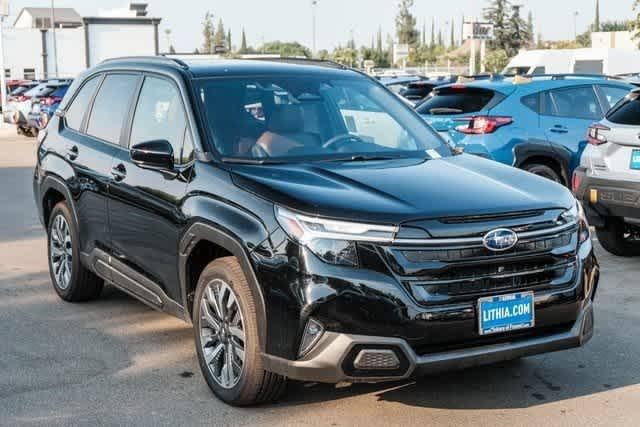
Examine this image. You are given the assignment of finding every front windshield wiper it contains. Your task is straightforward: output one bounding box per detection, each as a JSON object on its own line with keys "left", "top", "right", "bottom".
{"left": 318, "top": 154, "right": 415, "bottom": 163}
{"left": 429, "top": 107, "right": 464, "bottom": 115}
{"left": 221, "top": 157, "right": 287, "bottom": 165}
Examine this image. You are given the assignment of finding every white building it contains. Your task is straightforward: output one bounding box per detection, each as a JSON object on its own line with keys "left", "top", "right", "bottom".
{"left": 3, "top": 3, "right": 161, "bottom": 80}
{"left": 591, "top": 31, "right": 638, "bottom": 50}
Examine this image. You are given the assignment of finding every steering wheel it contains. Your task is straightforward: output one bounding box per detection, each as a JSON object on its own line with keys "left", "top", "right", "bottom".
{"left": 322, "top": 134, "right": 366, "bottom": 150}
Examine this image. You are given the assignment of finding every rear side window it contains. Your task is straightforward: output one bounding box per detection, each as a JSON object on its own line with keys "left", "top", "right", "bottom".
{"left": 129, "top": 76, "right": 188, "bottom": 164}
{"left": 416, "top": 87, "right": 499, "bottom": 115}
{"left": 606, "top": 94, "right": 640, "bottom": 125}
{"left": 65, "top": 77, "right": 101, "bottom": 131}
{"left": 599, "top": 85, "right": 630, "bottom": 111}
{"left": 86, "top": 74, "right": 139, "bottom": 144}
{"left": 544, "top": 86, "right": 601, "bottom": 120}
{"left": 521, "top": 93, "right": 539, "bottom": 112}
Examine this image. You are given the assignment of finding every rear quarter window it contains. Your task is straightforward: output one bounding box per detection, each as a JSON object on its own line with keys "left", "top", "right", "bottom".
{"left": 606, "top": 94, "right": 640, "bottom": 125}
{"left": 416, "top": 87, "right": 501, "bottom": 115}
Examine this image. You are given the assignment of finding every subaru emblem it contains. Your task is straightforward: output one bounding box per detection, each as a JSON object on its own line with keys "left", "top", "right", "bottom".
{"left": 483, "top": 228, "right": 518, "bottom": 252}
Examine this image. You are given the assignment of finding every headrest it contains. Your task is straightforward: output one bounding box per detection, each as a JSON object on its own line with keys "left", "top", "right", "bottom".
{"left": 267, "top": 104, "right": 304, "bottom": 133}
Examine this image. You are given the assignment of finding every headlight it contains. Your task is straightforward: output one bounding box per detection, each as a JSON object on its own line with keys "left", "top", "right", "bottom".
{"left": 560, "top": 200, "right": 590, "bottom": 244}
{"left": 275, "top": 206, "right": 397, "bottom": 266}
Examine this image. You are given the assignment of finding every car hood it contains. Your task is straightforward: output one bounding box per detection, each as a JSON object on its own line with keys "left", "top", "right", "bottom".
{"left": 230, "top": 154, "right": 574, "bottom": 225}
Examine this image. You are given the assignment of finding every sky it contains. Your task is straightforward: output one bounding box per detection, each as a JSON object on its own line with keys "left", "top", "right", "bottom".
{"left": 4, "top": 0, "right": 636, "bottom": 52}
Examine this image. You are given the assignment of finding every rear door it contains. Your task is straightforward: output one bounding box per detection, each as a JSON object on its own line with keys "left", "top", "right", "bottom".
{"left": 540, "top": 85, "right": 603, "bottom": 174}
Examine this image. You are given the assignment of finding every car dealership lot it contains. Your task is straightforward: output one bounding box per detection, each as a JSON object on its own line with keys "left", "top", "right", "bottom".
{"left": 1, "top": 128, "right": 639, "bottom": 426}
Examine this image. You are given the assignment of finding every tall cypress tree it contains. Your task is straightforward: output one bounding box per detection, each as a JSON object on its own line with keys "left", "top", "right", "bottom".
{"left": 450, "top": 18, "right": 455, "bottom": 47}
{"left": 395, "top": 0, "right": 419, "bottom": 45}
{"left": 594, "top": 0, "right": 600, "bottom": 31}
{"left": 240, "top": 28, "right": 248, "bottom": 53}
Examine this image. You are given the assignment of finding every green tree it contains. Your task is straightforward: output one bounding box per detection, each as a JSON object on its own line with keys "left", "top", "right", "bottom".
{"left": 240, "top": 28, "right": 248, "bottom": 53}
{"left": 508, "top": 5, "right": 530, "bottom": 54}
{"left": 484, "top": 0, "right": 511, "bottom": 52}
{"left": 214, "top": 18, "right": 226, "bottom": 50}
{"left": 483, "top": 48, "right": 509, "bottom": 72}
{"left": 202, "top": 12, "right": 215, "bottom": 54}
{"left": 527, "top": 11, "right": 534, "bottom": 46}
{"left": 261, "top": 41, "right": 311, "bottom": 58}
{"left": 634, "top": 1, "right": 640, "bottom": 46}
{"left": 395, "top": 0, "right": 419, "bottom": 45}
{"left": 450, "top": 18, "right": 456, "bottom": 48}
{"left": 227, "top": 29, "right": 232, "bottom": 52}
{"left": 594, "top": 0, "right": 600, "bottom": 32}
{"left": 600, "top": 20, "right": 631, "bottom": 31}
{"left": 317, "top": 49, "right": 330, "bottom": 60}
{"left": 437, "top": 29, "right": 443, "bottom": 48}
{"left": 430, "top": 17, "right": 436, "bottom": 48}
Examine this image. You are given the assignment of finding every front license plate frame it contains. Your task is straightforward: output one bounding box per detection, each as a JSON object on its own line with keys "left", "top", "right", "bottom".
{"left": 478, "top": 291, "right": 535, "bottom": 336}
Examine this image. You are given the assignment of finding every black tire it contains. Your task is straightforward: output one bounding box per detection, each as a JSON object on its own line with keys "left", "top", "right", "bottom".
{"left": 523, "top": 163, "right": 563, "bottom": 185}
{"left": 16, "top": 126, "right": 26, "bottom": 136}
{"left": 47, "top": 202, "right": 104, "bottom": 301}
{"left": 596, "top": 218, "right": 640, "bottom": 257}
{"left": 193, "top": 257, "right": 287, "bottom": 406}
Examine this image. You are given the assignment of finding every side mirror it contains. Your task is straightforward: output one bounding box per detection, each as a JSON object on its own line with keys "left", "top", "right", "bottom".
{"left": 130, "top": 140, "right": 174, "bottom": 171}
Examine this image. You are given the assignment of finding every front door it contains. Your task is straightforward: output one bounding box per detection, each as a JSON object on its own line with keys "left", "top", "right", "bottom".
{"left": 107, "top": 75, "right": 194, "bottom": 302}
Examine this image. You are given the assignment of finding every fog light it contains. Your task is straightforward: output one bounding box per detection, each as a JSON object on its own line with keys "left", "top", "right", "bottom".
{"left": 353, "top": 349, "right": 400, "bottom": 370}
{"left": 298, "top": 318, "right": 324, "bottom": 357}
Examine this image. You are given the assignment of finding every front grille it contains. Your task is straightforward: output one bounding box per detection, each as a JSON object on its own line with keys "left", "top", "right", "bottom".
{"left": 382, "top": 222, "right": 579, "bottom": 306}
{"left": 401, "top": 231, "right": 573, "bottom": 263}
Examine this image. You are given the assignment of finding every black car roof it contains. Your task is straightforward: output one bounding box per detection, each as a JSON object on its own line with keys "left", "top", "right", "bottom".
{"left": 96, "top": 56, "right": 360, "bottom": 79}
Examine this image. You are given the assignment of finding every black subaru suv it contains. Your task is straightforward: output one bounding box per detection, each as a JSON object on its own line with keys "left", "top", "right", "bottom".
{"left": 34, "top": 57, "right": 598, "bottom": 406}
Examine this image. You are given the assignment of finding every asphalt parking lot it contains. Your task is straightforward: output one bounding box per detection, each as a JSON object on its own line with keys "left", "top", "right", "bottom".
{"left": 1, "top": 127, "right": 639, "bottom": 426}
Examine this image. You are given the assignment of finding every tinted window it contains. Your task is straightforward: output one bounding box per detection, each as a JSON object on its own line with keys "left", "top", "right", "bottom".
{"left": 606, "top": 93, "right": 640, "bottom": 125}
{"left": 531, "top": 66, "right": 546, "bottom": 75}
{"left": 65, "top": 77, "right": 101, "bottom": 131}
{"left": 521, "top": 93, "right": 539, "bottom": 113}
{"left": 547, "top": 86, "right": 601, "bottom": 120}
{"left": 86, "top": 74, "right": 138, "bottom": 144}
{"left": 129, "top": 76, "right": 187, "bottom": 164}
{"left": 599, "top": 85, "right": 630, "bottom": 110}
{"left": 416, "top": 87, "right": 498, "bottom": 115}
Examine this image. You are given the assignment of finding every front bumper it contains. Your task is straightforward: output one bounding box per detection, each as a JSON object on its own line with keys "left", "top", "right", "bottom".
{"left": 263, "top": 300, "right": 594, "bottom": 383}
{"left": 574, "top": 167, "right": 640, "bottom": 226}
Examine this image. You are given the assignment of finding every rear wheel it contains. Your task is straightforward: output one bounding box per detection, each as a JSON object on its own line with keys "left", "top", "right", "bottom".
{"left": 47, "top": 202, "right": 104, "bottom": 301}
{"left": 596, "top": 218, "right": 640, "bottom": 257}
{"left": 523, "top": 163, "right": 563, "bottom": 185}
{"left": 193, "top": 257, "right": 287, "bottom": 406}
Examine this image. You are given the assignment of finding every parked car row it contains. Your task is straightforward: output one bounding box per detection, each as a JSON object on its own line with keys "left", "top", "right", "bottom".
{"left": 3, "top": 79, "right": 72, "bottom": 137}
{"left": 408, "top": 73, "right": 639, "bottom": 257}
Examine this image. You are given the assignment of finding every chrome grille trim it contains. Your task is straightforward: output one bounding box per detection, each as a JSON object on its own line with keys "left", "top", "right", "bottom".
{"left": 392, "top": 221, "right": 577, "bottom": 246}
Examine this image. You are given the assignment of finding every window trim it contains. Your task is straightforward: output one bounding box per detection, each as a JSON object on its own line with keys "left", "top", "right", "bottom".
{"left": 125, "top": 72, "right": 196, "bottom": 166}
{"left": 83, "top": 72, "right": 142, "bottom": 147}
{"left": 539, "top": 84, "right": 603, "bottom": 120}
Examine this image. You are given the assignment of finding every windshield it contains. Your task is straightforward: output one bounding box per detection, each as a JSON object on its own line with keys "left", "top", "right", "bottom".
{"left": 194, "top": 75, "right": 449, "bottom": 162}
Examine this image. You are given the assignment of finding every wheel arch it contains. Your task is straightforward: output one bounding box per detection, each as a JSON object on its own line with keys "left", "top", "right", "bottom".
{"left": 179, "top": 221, "right": 268, "bottom": 352}
{"left": 513, "top": 144, "right": 570, "bottom": 186}
{"left": 40, "top": 174, "right": 79, "bottom": 230}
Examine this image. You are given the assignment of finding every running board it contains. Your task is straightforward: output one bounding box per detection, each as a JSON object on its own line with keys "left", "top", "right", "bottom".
{"left": 82, "top": 249, "right": 185, "bottom": 320}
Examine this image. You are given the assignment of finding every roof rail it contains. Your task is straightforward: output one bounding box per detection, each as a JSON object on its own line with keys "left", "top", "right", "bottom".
{"left": 523, "top": 73, "right": 624, "bottom": 81}
{"left": 239, "top": 56, "right": 348, "bottom": 70}
{"left": 100, "top": 55, "right": 189, "bottom": 69}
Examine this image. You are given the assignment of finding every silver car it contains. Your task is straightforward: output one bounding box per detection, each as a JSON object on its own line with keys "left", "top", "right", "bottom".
{"left": 573, "top": 88, "right": 640, "bottom": 256}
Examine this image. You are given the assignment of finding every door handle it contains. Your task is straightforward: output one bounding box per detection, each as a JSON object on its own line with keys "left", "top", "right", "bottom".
{"left": 549, "top": 125, "right": 569, "bottom": 134}
{"left": 65, "top": 145, "right": 78, "bottom": 160}
{"left": 111, "top": 164, "right": 127, "bottom": 181}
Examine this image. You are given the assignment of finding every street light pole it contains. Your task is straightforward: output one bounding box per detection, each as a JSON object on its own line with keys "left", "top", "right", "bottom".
{"left": 311, "top": 0, "right": 318, "bottom": 57}
{"left": 50, "top": 0, "right": 59, "bottom": 78}
{"left": 573, "top": 11, "right": 579, "bottom": 40}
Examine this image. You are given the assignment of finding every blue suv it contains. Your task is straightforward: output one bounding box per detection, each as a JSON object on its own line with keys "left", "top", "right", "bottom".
{"left": 416, "top": 75, "right": 634, "bottom": 186}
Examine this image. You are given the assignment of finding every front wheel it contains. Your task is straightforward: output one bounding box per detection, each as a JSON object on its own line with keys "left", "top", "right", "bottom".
{"left": 193, "top": 257, "right": 287, "bottom": 406}
{"left": 596, "top": 218, "right": 640, "bottom": 257}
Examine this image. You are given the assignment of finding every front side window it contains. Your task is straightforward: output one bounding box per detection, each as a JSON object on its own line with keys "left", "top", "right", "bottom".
{"left": 65, "top": 76, "right": 101, "bottom": 131}
{"left": 129, "top": 76, "right": 188, "bottom": 164}
{"left": 195, "top": 75, "right": 448, "bottom": 162}
{"left": 86, "top": 74, "right": 139, "bottom": 144}
{"left": 547, "top": 86, "right": 602, "bottom": 120}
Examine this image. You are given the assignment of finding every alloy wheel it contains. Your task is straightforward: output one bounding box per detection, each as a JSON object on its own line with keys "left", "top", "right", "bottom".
{"left": 199, "top": 279, "right": 246, "bottom": 389}
{"left": 50, "top": 214, "right": 73, "bottom": 290}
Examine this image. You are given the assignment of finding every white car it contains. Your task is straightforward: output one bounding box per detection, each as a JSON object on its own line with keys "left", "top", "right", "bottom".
{"left": 573, "top": 88, "right": 640, "bottom": 256}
